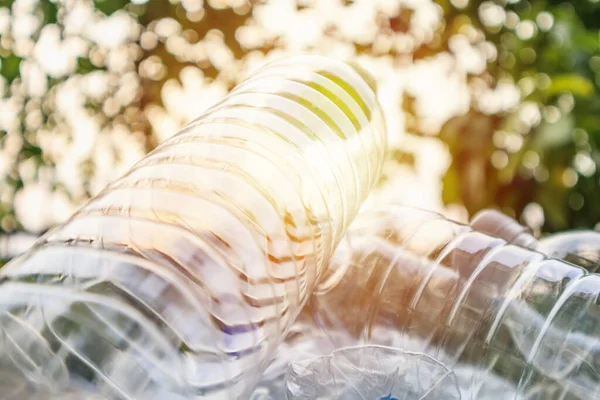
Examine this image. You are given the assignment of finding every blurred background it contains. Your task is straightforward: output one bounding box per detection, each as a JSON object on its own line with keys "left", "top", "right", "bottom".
{"left": 1, "top": 0, "right": 600, "bottom": 263}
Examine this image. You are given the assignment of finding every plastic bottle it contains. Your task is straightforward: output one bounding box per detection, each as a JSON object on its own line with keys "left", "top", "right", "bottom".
{"left": 311, "top": 206, "right": 600, "bottom": 400}
{"left": 0, "top": 234, "right": 38, "bottom": 261}
{"left": 285, "top": 345, "right": 460, "bottom": 399}
{"left": 0, "top": 55, "right": 387, "bottom": 399}
{"left": 251, "top": 309, "right": 334, "bottom": 399}
{"left": 471, "top": 209, "right": 600, "bottom": 272}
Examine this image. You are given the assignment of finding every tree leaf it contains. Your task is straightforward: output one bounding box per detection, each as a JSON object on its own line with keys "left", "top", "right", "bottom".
{"left": 0, "top": 54, "right": 22, "bottom": 82}
{"left": 94, "top": 0, "right": 129, "bottom": 15}
{"left": 547, "top": 74, "right": 595, "bottom": 97}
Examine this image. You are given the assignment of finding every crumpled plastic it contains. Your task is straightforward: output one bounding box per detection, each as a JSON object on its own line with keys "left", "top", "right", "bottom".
{"left": 251, "top": 300, "right": 573, "bottom": 399}
{"left": 284, "top": 345, "right": 460, "bottom": 399}
{"left": 251, "top": 310, "right": 338, "bottom": 399}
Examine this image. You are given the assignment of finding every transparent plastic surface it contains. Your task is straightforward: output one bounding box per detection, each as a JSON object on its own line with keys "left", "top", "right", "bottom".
{"left": 472, "top": 209, "right": 600, "bottom": 271}
{"left": 536, "top": 232, "right": 600, "bottom": 273}
{"left": 0, "top": 55, "right": 387, "bottom": 399}
{"left": 470, "top": 209, "right": 538, "bottom": 249}
{"left": 251, "top": 310, "right": 336, "bottom": 399}
{"left": 312, "top": 206, "right": 600, "bottom": 400}
{"left": 285, "top": 345, "right": 460, "bottom": 399}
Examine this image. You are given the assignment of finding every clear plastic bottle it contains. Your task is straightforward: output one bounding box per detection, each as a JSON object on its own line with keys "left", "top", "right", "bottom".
{"left": 285, "top": 345, "right": 460, "bottom": 399}
{"left": 312, "top": 206, "right": 600, "bottom": 400}
{"left": 0, "top": 234, "right": 38, "bottom": 261}
{"left": 0, "top": 55, "right": 387, "bottom": 399}
{"left": 251, "top": 309, "right": 334, "bottom": 399}
{"left": 471, "top": 209, "right": 600, "bottom": 272}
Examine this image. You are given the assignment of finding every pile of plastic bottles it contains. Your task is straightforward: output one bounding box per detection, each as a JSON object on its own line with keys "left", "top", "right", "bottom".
{"left": 254, "top": 207, "right": 600, "bottom": 399}
{"left": 1, "top": 55, "right": 599, "bottom": 399}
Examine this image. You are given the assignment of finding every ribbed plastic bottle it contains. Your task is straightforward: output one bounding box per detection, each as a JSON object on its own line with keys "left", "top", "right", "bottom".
{"left": 472, "top": 209, "right": 600, "bottom": 272}
{"left": 311, "top": 206, "right": 600, "bottom": 400}
{"left": 0, "top": 55, "right": 387, "bottom": 399}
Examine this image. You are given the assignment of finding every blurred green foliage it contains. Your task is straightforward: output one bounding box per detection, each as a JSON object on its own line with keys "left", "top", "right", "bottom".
{"left": 433, "top": 0, "right": 600, "bottom": 231}
{"left": 1, "top": 0, "right": 600, "bottom": 238}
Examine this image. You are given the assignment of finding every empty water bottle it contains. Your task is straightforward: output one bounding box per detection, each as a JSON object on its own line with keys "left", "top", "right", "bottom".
{"left": 0, "top": 55, "right": 387, "bottom": 399}
{"left": 312, "top": 206, "right": 600, "bottom": 399}
{"left": 472, "top": 209, "right": 600, "bottom": 272}
{"left": 285, "top": 345, "right": 460, "bottom": 399}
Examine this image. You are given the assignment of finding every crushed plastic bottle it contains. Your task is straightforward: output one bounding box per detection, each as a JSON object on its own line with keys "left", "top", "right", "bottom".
{"left": 253, "top": 313, "right": 540, "bottom": 400}
{"left": 0, "top": 55, "right": 387, "bottom": 399}
{"left": 285, "top": 345, "right": 460, "bottom": 399}
{"left": 311, "top": 206, "right": 600, "bottom": 400}
{"left": 253, "top": 207, "right": 600, "bottom": 400}
{"left": 251, "top": 310, "right": 336, "bottom": 399}
{"left": 471, "top": 209, "right": 600, "bottom": 271}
